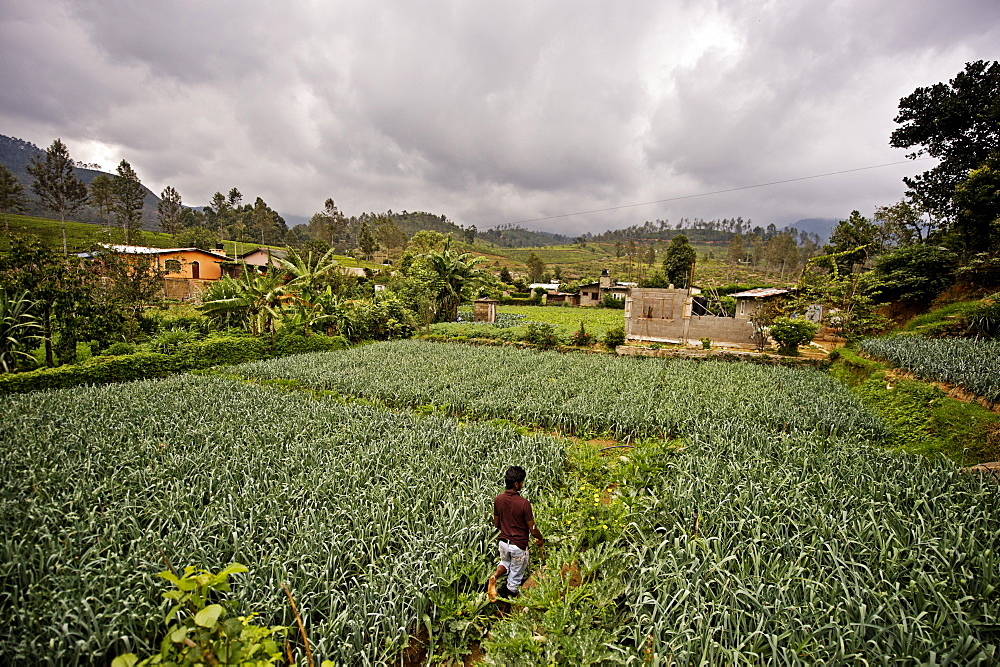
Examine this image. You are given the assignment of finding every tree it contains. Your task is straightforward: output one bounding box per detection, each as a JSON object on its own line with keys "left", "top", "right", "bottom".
{"left": 526, "top": 252, "right": 546, "bottom": 283}
{"left": 890, "top": 60, "right": 1000, "bottom": 218}
{"left": 208, "top": 192, "right": 228, "bottom": 236}
{"left": 89, "top": 174, "right": 115, "bottom": 234}
{"left": 873, "top": 244, "right": 958, "bottom": 304}
{"left": 94, "top": 250, "right": 166, "bottom": 338}
{"left": 768, "top": 317, "right": 819, "bottom": 356}
{"left": 727, "top": 233, "right": 744, "bottom": 265}
{"left": 498, "top": 266, "right": 513, "bottom": 285}
{"left": 308, "top": 198, "right": 348, "bottom": 248}
{"left": 357, "top": 220, "right": 379, "bottom": 260}
{"left": 419, "top": 237, "right": 489, "bottom": 321}
{"left": 463, "top": 225, "right": 477, "bottom": 244}
{"left": 113, "top": 160, "right": 146, "bottom": 245}
{"left": 26, "top": 138, "right": 88, "bottom": 255}
{"left": 374, "top": 215, "right": 407, "bottom": 254}
{"left": 952, "top": 160, "right": 1000, "bottom": 255}
{"left": 174, "top": 226, "right": 221, "bottom": 251}
{"left": 157, "top": 186, "right": 184, "bottom": 235}
{"left": 662, "top": 234, "right": 696, "bottom": 288}
{"left": 873, "top": 200, "right": 933, "bottom": 247}
{"left": 0, "top": 164, "right": 27, "bottom": 234}
{"left": 824, "top": 211, "right": 880, "bottom": 272}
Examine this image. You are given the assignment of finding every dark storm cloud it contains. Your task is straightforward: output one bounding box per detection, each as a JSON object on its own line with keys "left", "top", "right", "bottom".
{"left": 1, "top": 0, "right": 998, "bottom": 234}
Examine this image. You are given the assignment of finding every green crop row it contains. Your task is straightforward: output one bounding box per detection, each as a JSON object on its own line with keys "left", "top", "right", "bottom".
{"left": 0, "top": 375, "right": 564, "bottom": 664}
{"left": 232, "top": 339, "right": 888, "bottom": 442}
{"left": 857, "top": 336, "right": 1000, "bottom": 402}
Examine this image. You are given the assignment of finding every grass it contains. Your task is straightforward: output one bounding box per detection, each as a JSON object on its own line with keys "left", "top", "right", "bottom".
{"left": 0, "top": 214, "right": 176, "bottom": 253}
{"left": 829, "top": 347, "right": 1000, "bottom": 463}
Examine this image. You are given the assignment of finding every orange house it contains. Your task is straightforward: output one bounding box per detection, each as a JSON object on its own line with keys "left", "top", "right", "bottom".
{"left": 101, "top": 244, "right": 231, "bottom": 280}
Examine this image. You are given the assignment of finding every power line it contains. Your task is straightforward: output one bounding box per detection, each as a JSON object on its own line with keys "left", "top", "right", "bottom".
{"left": 501, "top": 157, "right": 933, "bottom": 226}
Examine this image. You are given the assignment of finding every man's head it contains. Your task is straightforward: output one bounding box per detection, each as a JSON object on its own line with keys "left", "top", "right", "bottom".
{"left": 504, "top": 465, "right": 526, "bottom": 490}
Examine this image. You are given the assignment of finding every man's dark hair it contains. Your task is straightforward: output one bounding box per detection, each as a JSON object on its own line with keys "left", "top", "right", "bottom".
{"left": 504, "top": 466, "right": 526, "bottom": 489}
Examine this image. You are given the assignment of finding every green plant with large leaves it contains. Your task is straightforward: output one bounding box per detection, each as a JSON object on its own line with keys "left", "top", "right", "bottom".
{"left": 197, "top": 271, "right": 287, "bottom": 336}
{"left": 417, "top": 236, "right": 490, "bottom": 322}
{"left": 0, "top": 289, "right": 42, "bottom": 373}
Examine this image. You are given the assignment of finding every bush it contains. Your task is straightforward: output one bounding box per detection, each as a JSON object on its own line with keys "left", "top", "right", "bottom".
{"left": 273, "top": 331, "right": 349, "bottom": 356}
{"left": 176, "top": 335, "right": 269, "bottom": 369}
{"left": 0, "top": 352, "right": 176, "bottom": 395}
{"left": 602, "top": 326, "right": 626, "bottom": 349}
{"left": 523, "top": 322, "right": 562, "bottom": 349}
{"left": 769, "top": 317, "right": 819, "bottom": 355}
{"left": 570, "top": 321, "right": 594, "bottom": 347}
{"left": 602, "top": 294, "right": 626, "bottom": 309}
{"left": 104, "top": 342, "right": 136, "bottom": 356}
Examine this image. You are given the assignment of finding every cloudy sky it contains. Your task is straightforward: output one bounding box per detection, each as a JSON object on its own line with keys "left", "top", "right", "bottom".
{"left": 2, "top": 1, "right": 998, "bottom": 235}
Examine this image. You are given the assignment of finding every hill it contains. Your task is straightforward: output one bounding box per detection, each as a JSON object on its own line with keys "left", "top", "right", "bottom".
{"left": 0, "top": 134, "right": 162, "bottom": 229}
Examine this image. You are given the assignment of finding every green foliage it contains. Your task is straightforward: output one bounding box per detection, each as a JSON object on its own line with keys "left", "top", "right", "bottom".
{"left": 114, "top": 160, "right": 146, "bottom": 245}
{"left": 661, "top": 234, "right": 697, "bottom": 287}
{"left": 602, "top": 326, "right": 625, "bottom": 349}
{"left": 176, "top": 335, "right": 269, "bottom": 369}
{"left": 0, "top": 351, "right": 175, "bottom": 394}
{"left": 890, "top": 60, "right": 1000, "bottom": 221}
{"left": 273, "top": 331, "right": 348, "bottom": 356}
{"left": 0, "top": 289, "right": 42, "bottom": 372}
{"left": 173, "top": 226, "right": 221, "bottom": 251}
{"left": 601, "top": 293, "right": 625, "bottom": 309}
{"left": 768, "top": 317, "right": 819, "bottom": 355}
{"left": 873, "top": 244, "right": 958, "bottom": 303}
{"left": 0, "top": 375, "right": 564, "bottom": 663}
{"left": 114, "top": 564, "right": 287, "bottom": 667}
{"left": 104, "top": 341, "right": 137, "bottom": 356}
{"left": 523, "top": 322, "right": 562, "bottom": 348}
{"left": 235, "top": 340, "right": 886, "bottom": 442}
{"left": 26, "top": 138, "right": 89, "bottom": 255}
{"left": 857, "top": 336, "right": 1000, "bottom": 402}
{"left": 700, "top": 337, "right": 712, "bottom": 350}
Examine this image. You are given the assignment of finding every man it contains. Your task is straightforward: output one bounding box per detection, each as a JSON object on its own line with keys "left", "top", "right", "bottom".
{"left": 489, "top": 465, "right": 544, "bottom": 601}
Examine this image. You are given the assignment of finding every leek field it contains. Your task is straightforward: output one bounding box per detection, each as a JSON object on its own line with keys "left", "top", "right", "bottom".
{"left": 2, "top": 342, "right": 999, "bottom": 664}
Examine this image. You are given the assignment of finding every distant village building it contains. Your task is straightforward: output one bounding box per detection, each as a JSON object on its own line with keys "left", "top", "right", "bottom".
{"left": 579, "top": 269, "right": 634, "bottom": 306}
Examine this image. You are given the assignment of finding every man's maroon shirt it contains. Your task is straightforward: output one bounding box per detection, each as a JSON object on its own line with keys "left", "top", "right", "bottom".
{"left": 494, "top": 489, "right": 534, "bottom": 550}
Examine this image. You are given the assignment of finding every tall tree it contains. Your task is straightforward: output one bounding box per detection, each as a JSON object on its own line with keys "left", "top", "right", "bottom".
{"left": 727, "top": 233, "right": 745, "bottom": 265}
{"left": 825, "top": 211, "right": 881, "bottom": 272}
{"left": 157, "top": 186, "right": 184, "bottom": 235}
{"left": 89, "top": 174, "right": 115, "bottom": 234}
{"left": 26, "top": 138, "right": 88, "bottom": 255}
{"left": 890, "top": 60, "right": 1000, "bottom": 218}
{"left": 662, "top": 234, "right": 697, "bottom": 288}
{"left": 113, "top": 160, "right": 146, "bottom": 245}
{"left": 0, "top": 164, "right": 27, "bottom": 234}
{"left": 208, "top": 191, "right": 229, "bottom": 236}
{"left": 526, "top": 252, "right": 546, "bottom": 283}
{"left": 873, "top": 200, "right": 933, "bottom": 247}
{"left": 309, "top": 198, "right": 347, "bottom": 247}
{"left": 951, "top": 160, "right": 1000, "bottom": 255}
{"left": 357, "top": 220, "right": 379, "bottom": 260}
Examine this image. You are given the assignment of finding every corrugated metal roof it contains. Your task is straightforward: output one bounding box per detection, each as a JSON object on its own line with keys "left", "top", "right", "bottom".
{"left": 729, "top": 287, "right": 790, "bottom": 298}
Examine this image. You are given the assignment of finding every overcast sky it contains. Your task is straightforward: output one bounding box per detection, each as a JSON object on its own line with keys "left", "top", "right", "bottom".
{"left": 2, "top": 1, "right": 998, "bottom": 235}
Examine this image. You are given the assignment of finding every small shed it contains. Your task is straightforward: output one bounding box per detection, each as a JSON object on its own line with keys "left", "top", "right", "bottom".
{"left": 474, "top": 298, "right": 498, "bottom": 323}
{"left": 730, "top": 287, "right": 791, "bottom": 319}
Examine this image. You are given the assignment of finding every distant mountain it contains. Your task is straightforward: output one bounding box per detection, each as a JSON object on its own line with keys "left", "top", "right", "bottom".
{"left": 0, "top": 133, "right": 161, "bottom": 228}
{"left": 787, "top": 218, "right": 838, "bottom": 242}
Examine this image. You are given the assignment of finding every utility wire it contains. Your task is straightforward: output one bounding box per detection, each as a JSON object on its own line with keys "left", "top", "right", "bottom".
{"left": 501, "top": 157, "right": 933, "bottom": 226}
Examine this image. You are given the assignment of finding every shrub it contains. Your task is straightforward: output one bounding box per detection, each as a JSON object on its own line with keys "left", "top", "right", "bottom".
{"left": 523, "top": 322, "right": 561, "bottom": 349}
{"left": 570, "top": 321, "right": 594, "bottom": 347}
{"left": 602, "top": 326, "right": 626, "bottom": 349}
{"left": 274, "top": 331, "right": 349, "bottom": 356}
{"left": 0, "top": 352, "right": 176, "bottom": 395}
{"left": 104, "top": 342, "right": 137, "bottom": 356}
{"left": 176, "top": 336, "right": 269, "bottom": 369}
{"left": 602, "top": 294, "right": 625, "bottom": 309}
{"left": 768, "top": 317, "right": 819, "bottom": 355}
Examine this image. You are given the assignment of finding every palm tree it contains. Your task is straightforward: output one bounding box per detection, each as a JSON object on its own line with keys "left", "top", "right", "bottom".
{"left": 422, "top": 236, "right": 489, "bottom": 322}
